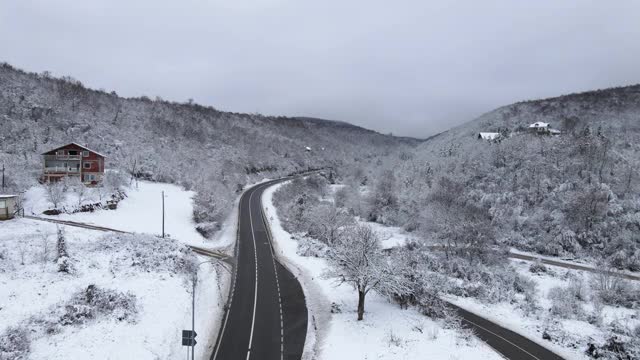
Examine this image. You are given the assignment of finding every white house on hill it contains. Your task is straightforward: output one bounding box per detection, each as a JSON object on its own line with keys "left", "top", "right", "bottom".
{"left": 528, "top": 122, "right": 561, "bottom": 136}
{"left": 478, "top": 132, "right": 501, "bottom": 141}
{"left": 529, "top": 122, "right": 549, "bottom": 132}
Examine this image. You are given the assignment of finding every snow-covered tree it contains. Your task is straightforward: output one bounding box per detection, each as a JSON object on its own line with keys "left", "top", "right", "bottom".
{"left": 45, "top": 181, "right": 65, "bottom": 209}
{"left": 326, "top": 225, "right": 406, "bottom": 320}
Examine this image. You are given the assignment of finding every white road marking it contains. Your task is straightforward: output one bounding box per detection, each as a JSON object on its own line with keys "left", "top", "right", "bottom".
{"left": 261, "top": 187, "right": 286, "bottom": 360}
{"left": 246, "top": 186, "right": 260, "bottom": 358}
{"left": 211, "top": 190, "right": 245, "bottom": 360}
{"left": 213, "top": 180, "right": 288, "bottom": 360}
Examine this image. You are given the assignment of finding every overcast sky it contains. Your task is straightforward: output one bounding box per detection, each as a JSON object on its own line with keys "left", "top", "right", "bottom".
{"left": 2, "top": 1, "right": 639, "bottom": 137}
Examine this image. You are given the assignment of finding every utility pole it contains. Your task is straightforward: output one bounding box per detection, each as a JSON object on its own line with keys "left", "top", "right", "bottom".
{"left": 162, "top": 191, "right": 165, "bottom": 238}
{"left": 191, "top": 272, "right": 196, "bottom": 360}
{"left": 1, "top": 164, "right": 5, "bottom": 192}
{"left": 184, "top": 261, "right": 231, "bottom": 359}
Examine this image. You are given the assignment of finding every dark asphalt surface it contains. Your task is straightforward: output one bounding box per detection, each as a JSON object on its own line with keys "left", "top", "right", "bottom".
{"left": 211, "top": 179, "right": 307, "bottom": 360}
{"left": 425, "top": 245, "right": 639, "bottom": 282}
{"left": 449, "top": 303, "right": 565, "bottom": 360}
{"left": 509, "top": 252, "right": 640, "bottom": 281}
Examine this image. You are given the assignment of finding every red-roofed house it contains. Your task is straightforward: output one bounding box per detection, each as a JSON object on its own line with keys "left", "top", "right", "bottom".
{"left": 41, "top": 143, "right": 106, "bottom": 185}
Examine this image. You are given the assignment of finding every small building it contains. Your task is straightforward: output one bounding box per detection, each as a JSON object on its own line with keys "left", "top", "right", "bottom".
{"left": 529, "top": 122, "right": 550, "bottom": 134}
{"left": 478, "top": 132, "right": 501, "bottom": 141}
{"left": 0, "top": 195, "right": 18, "bottom": 220}
{"left": 41, "top": 143, "right": 106, "bottom": 185}
{"left": 528, "top": 122, "right": 562, "bottom": 136}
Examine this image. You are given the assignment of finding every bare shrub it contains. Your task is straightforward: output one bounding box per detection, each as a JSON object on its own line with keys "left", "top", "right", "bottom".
{"left": 16, "top": 242, "right": 27, "bottom": 266}
{"left": 39, "top": 234, "right": 51, "bottom": 264}
{"left": 59, "top": 285, "right": 137, "bottom": 325}
{"left": 45, "top": 181, "right": 65, "bottom": 209}
{"left": 567, "top": 276, "right": 587, "bottom": 302}
{"left": 548, "top": 285, "right": 585, "bottom": 319}
{"left": 529, "top": 259, "right": 548, "bottom": 274}
{"left": 426, "top": 325, "right": 439, "bottom": 340}
{"left": 591, "top": 265, "right": 639, "bottom": 308}
{"left": 0, "top": 326, "right": 30, "bottom": 360}
{"left": 385, "top": 328, "right": 403, "bottom": 348}
{"left": 100, "top": 233, "right": 196, "bottom": 275}
{"left": 296, "top": 236, "right": 328, "bottom": 258}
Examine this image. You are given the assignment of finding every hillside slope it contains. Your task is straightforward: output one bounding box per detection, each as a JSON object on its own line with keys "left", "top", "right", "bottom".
{"left": 0, "top": 62, "right": 416, "bottom": 231}
{"left": 363, "top": 85, "right": 640, "bottom": 268}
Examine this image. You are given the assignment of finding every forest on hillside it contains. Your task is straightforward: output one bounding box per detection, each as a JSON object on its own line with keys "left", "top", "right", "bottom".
{"left": 0, "top": 62, "right": 414, "bottom": 233}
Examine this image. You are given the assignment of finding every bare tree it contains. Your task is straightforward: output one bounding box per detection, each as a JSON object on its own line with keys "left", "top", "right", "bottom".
{"left": 45, "top": 181, "right": 65, "bottom": 209}
{"left": 126, "top": 155, "right": 139, "bottom": 188}
{"left": 40, "top": 234, "right": 51, "bottom": 264}
{"left": 307, "top": 203, "right": 354, "bottom": 245}
{"left": 326, "top": 225, "right": 406, "bottom": 320}
{"left": 67, "top": 176, "right": 86, "bottom": 206}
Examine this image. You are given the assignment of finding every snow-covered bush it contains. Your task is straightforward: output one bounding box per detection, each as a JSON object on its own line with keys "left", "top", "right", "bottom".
{"left": 0, "top": 248, "right": 10, "bottom": 273}
{"left": 56, "top": 227, "right": 72, "bottom": 274}
{"left": 591, "top": 269, "right": 640, "bottom": 308}
{"left": 296, "top": 236, "right": 329, "bottom": 258}
{"left": 0, "top": 326, "right": 30, "bottom": 360}
{"left": 59, "top": 285, "right": 137, "bottom": 325}
{"left": 273, "top": 177, "right": 324, "bottom": 235}
{"left": 1, "top": 286, "right": 138, "bottom": 360}
{"left": 529, "top": 260, "right": 548, "bottom": 274}
{"left": 586, "top": 334, "right": 640, "bottom": 360}
{"left": 100, "top": 233, "right": 196, "bottom": 276}
{"left": 548, "top": 285, "right": 585, "bottom": 319}
{"left": 566, "top": 276, "right": 587, "bottom": 302}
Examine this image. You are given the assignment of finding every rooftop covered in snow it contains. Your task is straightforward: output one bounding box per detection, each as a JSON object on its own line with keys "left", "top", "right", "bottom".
{"left": 529, "top": 122, "right": 549, "bottom": 128}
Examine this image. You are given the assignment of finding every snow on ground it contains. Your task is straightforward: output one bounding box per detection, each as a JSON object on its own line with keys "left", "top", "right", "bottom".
{"left": 365, "top": 221, "right": 414, "bottom": 250}
{"left": 262, "top": 183, "right": 503, "bottom": 360}
{"left": 2, "top": 181, "right": 228, "bottom": 359}
{"left": 23, "top": 181, "right": 207, "bottom": 246}
{"left": 447, "top": 258, "right": 640, "bottom": 360}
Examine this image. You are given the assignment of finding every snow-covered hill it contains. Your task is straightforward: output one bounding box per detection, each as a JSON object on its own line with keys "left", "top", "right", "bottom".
{"left": 0, "top": 62, "right": 418, "bottom": 233}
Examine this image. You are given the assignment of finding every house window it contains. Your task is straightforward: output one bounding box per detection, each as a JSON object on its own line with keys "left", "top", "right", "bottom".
{"left": 0, "top": 200, "right": 6, "bottom": 209}
{"left": 84, "top": 162, "right": 91, "bottom": 169}
{"left": 68, "top": 150, "right": 78, "bottom": 156}
{"left": 56, "top": 150, "right": 64, "bottom": 156}
{"left": 83, "top": 151, "right": 89, "bottom": 157}
{"left": 84, "top": 175, "right": 95, "bottom": 182}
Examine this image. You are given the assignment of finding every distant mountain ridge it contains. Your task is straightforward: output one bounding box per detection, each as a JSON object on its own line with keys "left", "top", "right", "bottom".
{"left": 425, "top": 83, "right": 640, "bottom": 146}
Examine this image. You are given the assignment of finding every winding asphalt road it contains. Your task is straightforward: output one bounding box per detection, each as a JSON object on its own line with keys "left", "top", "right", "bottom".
{"left": 21, "top": 176, "right": 568, "bottom": 359}
{"left": 210, "top": 179, "right": 307, "bottom": 360}
{"left": 449, "top": 303, "right": 565, "bottom": 359}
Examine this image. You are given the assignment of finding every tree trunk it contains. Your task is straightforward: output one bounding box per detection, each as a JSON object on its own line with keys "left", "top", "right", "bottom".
{"left": 357, "top": 290, "right": 366, "bottom": 320}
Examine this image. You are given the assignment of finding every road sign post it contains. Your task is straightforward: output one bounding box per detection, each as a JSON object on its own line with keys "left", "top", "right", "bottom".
{"left": 182, "top": 329, "right": 197, "bottom": 347}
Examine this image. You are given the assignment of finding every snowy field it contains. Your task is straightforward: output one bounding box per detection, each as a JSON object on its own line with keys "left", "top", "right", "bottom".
{"left": 262, "top": 183, "right": 503, "bottom": 360}
{"left": 1, "top": 181, "right": 227, "bottom": 359}
{"left": 23, "top": 181, "right": 208, "bottom": 246}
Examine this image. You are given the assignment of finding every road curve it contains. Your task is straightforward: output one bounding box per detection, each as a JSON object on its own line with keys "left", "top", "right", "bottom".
{"left": 210, "top": 179, "right": 307, "bottom": 360}
{"left": 448, "top": 304, "right": 565, "bottom": 360}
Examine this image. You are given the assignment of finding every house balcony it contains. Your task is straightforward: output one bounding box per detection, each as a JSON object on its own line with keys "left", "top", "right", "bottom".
{"left": 44, "top": 167, "right": 80, "bottom": 174}
{"left": 43, "top": 154, "right": 81, "bottom": 161}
